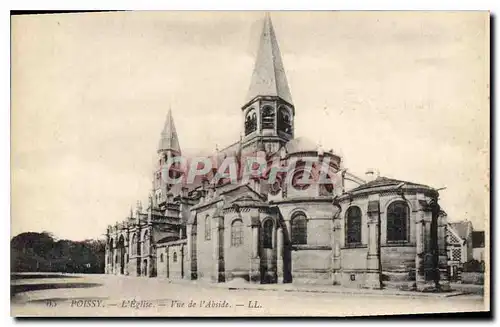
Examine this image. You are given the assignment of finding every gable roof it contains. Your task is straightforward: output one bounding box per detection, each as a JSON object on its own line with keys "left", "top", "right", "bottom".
{"left": 449, "top": 221, "right": 472, "bottom": 240}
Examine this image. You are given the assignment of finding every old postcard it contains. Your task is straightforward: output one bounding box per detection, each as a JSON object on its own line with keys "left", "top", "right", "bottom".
{"left": 10, "top": 11, "right": 490, "bottom": 317}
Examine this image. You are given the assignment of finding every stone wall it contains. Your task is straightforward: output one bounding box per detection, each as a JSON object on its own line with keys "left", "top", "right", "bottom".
{"left": 196, "top": 206, "right": 217, "bottom": 281}
{"left": 156, "top": 240, "right": 187, "bottom": 279}
{"left": 223, "top": 212, "right": 253, "bottom": 281}
{"left": 278, "top": 201, "right": 334, "bottom": 284}
{"left": 291, "top": 249, "right": 331, "bottom": 283}
{"left": 461, "top": 272, "right": 484, "bottom": 285}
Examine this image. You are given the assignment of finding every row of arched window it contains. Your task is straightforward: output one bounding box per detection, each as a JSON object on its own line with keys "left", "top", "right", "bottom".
{"left": 203, "top": 212, "right": 308, "bottom": 247}
{"left": 129, "top": 231, "right": 150, "bottom": 256}
{"left": 203, "top": 200, "right": 410, "bottom": 249}
{"left": 159, "top": 252, "right": 178, "bottom": 263}
{"left": 244, "top": 106, "right": 292, "bottom": 135}
{"left": 345, "top": 201, "right": 410, "bottom": 246}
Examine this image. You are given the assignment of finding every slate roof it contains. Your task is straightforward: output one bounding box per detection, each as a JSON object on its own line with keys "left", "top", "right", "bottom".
{"left": 350, "top": 176, "right": 433, "bottom": 193}
{"left": 449, "top": 221, "right": 472, "bottom": 240}
{"left": 285, "top": 136, "right": 318, "bottom": 154}
{"left": 157, "top": 233, "right": 179, "bottom": 244}
{"left": 157, "top": 108, "right": 181, "bottom": 154}
{"left": 245, "top": 14, "right": 293, "bottom": 105}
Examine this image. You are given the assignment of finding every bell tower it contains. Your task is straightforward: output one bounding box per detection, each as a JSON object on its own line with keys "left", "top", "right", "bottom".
{"left": 153, "top": 108, "right": 182, "bottom": 206}
{"left": 242, "top": 14, "right": 295, "bottom": 154}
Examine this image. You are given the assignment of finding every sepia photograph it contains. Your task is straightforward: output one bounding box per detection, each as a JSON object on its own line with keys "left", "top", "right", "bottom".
{"left": 10, "top": 10, "right": 490, "bottom": 317}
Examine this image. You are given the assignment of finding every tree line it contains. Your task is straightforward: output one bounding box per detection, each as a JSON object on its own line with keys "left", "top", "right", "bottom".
{"left": 11, "top": 231, "right": 106, "bottom": 273}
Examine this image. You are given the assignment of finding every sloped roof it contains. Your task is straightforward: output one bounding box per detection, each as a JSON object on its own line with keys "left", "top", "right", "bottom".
{"left": 449, "top": 221, "right": 472, "bottom": 240}
{"left": 157, "top": 233, "right": 179, "bottom": 244}
{"left": 245, "top": 14, "right": 293, "bottom": 105}
{"left": 350, "top": 176, "right": 433, "bottom": 193}
{"left": 285, "top": 136, "right": 318, "bottom": 154}
{"left": 157, "top": 109, "right": 181, "bottom": 154}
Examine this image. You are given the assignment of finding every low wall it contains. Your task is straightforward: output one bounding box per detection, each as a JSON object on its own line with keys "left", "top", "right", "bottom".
{"left": 461, "top": 272, "right": 484, "bottom": 285}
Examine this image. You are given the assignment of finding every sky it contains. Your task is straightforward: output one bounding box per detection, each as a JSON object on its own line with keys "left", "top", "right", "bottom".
{"left": 11, "top": 11, "right": 489, "bottom": 241}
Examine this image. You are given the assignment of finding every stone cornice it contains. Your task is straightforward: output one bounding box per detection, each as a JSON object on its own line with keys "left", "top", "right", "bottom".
{"left": 291, "top": 244, "right": 331, "bottom": 251}
{"left": 338, "top": 186, "right": 438, "bottom": 201}
{"left": 272, "top": 196, "right": 334, "bottom": 205}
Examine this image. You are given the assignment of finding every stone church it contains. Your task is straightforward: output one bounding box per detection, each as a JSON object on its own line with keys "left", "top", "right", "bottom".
{"left": 105, "top": 15, "right": 450, "bottom": 291}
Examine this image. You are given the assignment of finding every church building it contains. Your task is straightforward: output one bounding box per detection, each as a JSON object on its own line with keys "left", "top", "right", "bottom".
{"left": 104, "top": 15, "right": 450, "bottom": 291}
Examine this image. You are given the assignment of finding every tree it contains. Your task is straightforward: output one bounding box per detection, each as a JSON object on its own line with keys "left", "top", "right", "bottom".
{"left": 10, "top": 232, "right": 106, "bottom": 273}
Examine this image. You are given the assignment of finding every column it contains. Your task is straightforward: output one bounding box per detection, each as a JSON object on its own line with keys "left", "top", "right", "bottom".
{"left": 415, "top": 211, "right": 426, "bottom": 290}
{"left": 212, "top": 214, "right": 225, "bottom": 283}
{"left": 185, "top": 224, "right": 193, "bottom": 280}
{"left": 104, "top": 247, "right": 109, "bottom": 274}
{"left": 166, "top": 246, "right": 170, "bottom": 279}
{"left": 191, "top": 226, "right": 198, "bottom": 279}
{"left": 218, "top": 216, "right": 225, "bottom": 282}
{"left": 365, "top": 199, "right": 381, "bottom": 289}
{"left": 112, "top": 245, "right": 116, "bottom": 275}
{"left": 252, "top": 226, "right": 259, "bottom": 257}
{"left": 332, "top": 217, "right": 341, "bottom": 285}
{"left": 249, "top": 212, "right": 260, "bottom": 283}
{"left": 437, "top": 211, "right": 450, "bottom": 291}
{"left": 212, "top": 216, "right": 219, "bottom": 283}
{"left": 284, "top": 219, "right": 291, "bottom": 283}
{"left": 276, "top": 225, "right": 284, "bottom": 283}
{"left": 429, "top": 200, "right": 440, "bottom": 289}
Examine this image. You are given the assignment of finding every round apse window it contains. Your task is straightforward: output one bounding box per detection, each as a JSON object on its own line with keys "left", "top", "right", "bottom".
{"left": 291, "top": 170, "right": 311, "bottom": 191}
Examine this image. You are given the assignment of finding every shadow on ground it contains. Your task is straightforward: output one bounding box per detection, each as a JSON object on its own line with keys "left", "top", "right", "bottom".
{"left": 11, "top": 282, "right": 102, "bottom": 298}
{"left": 11, "top": 273, "right": 81, "bottom": 280}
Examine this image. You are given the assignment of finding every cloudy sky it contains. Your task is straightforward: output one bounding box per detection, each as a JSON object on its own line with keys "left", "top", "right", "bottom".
{"left": 11, "top": 11, "right": 489, "bottom": 240}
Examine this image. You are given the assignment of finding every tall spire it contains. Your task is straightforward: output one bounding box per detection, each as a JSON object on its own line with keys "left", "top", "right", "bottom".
{"left": 245, "top": 13, "right": 293, "bottom": 106}
{"left": 157, "top": 108, "right": 181, "bottom": 154}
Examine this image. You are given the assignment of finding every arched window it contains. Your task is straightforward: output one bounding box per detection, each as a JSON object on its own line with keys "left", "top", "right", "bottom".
{"left": 142, "top": 231, "right": 149, "bottom": 255}
{"left": 131, "top": 234, "right": 137, "bottom": 255}
{"left": 261, "top": 106, "right": 275, "bottom": 129}
{"left": 387, "top": 201, "right": 410, "bottom": 242}
{"left": 320, "top": 174, "right": 335, "bottom": 194}
{"left": 262, "top": 219, "right": 274, "bottom": 249}
{"left": 245, "top": 109, "right": 257, "bottom": 135}
{"left": 231, "top": 219, "right": 244, "bottom": 247}
{"left": 277, "top": 106, "right": 292, "bottom": 134}
{"left": 291, "top": 169, "right": 312, "bottom": 191}
{"left": 156, "top": 190, "right": 162, "bottom": 204}
{"left": 291, "top": 213, "right": 307, "bottom": 245}
{"left": 160, "top": 253, "right": 164, "bottom": 263}
{"left": 346, "top": 206, "right": 362, "bottom": 245}
{"left": 205, "top": 215, "right": 211, "bottom": 240}
{"left": 173, "top": 252, "right": 178, "bottom": 262}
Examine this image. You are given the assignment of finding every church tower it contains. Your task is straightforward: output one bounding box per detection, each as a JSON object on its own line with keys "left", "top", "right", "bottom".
{"left": 153, "top": 108, "right": 182, "bottom": 206}
{"left": 242, "top": 14, "right": 295, "bottom": 154}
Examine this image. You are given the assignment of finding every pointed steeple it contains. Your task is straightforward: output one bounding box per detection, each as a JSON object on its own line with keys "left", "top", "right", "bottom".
{"left": 245, "top": 14, "right": 293, "bottom": 106}
{"left": 157, "top": 108, "right": 181, "bottom": 154}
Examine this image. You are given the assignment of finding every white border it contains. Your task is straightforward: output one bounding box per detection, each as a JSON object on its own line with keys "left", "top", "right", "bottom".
{"left": 3, "top": 1, "right": 496, "bottom": 326}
